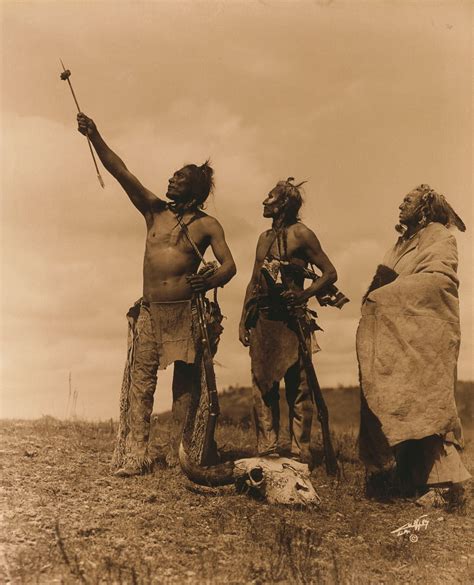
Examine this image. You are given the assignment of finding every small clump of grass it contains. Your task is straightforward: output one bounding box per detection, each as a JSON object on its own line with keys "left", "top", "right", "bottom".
{"left": 444, "top": 484, "right": 468, "bottom": 515}
{"left": 244, "top": 516, "right": 323, "bottom": 584}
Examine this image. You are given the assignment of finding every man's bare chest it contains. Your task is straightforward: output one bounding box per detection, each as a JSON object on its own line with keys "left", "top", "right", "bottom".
{"left": 146, "top": 211, "right": 205, "bottom": 252}
{"left": 263, "top": 232, "right": 304, "bottom": 263}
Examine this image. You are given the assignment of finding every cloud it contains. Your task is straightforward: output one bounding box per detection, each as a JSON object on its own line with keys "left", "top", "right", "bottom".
{"left": 1, "top": 1, "right": 472, "bottom": 418}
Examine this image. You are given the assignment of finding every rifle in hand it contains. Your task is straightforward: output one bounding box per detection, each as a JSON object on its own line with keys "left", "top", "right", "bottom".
{"left": 174, "top": 213, "right": 221, "bottom": 466}
{"left": 194, "top": 282, "right": 220, "bottom": 466}
{"left": 289, "top": 305, "right": 339, "bottom": 477}
{"left": 261, "top": 267, "right": 340, "bottom": 477}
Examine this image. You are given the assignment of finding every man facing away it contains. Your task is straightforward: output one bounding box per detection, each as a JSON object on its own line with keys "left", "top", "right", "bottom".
{"left": 76, "top": 113, "right": 236, "bottom": 477}
{"left": 239, "top": 178, "right": 338, "bottom": 466}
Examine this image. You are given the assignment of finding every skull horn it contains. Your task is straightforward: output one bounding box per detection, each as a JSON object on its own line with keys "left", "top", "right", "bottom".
{"left": 178, "top": 443, "right": 245, "bottom": 486}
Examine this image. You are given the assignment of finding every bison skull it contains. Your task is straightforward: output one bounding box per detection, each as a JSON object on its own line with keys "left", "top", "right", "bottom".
{"left": 234, "top": 456, "right": 321, "bottom": 506}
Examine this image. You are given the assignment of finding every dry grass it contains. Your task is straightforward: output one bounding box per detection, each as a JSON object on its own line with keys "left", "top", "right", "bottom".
{"left": 1, "top": 387, "right": 473, "bottom": 584}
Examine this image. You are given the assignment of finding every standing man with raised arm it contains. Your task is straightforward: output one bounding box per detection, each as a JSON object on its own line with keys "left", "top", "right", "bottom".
{"left": 76, "top": 113, "right": 236, "bottom": 477}
{"left": 239, "top": 178, "right": 341, "bottom": 467}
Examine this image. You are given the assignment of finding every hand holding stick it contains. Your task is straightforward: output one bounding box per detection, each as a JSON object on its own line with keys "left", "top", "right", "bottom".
{"left": 59, "top": 59, "right": 105, "bottom": 188}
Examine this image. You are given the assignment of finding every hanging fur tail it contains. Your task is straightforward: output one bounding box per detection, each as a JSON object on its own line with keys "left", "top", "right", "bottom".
{"left": 362, "top": 265, "right": 399, "bottom": 305}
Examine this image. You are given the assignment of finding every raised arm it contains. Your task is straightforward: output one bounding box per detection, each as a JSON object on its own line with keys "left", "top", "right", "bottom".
{"left": 77, "top": 113, "right": 163, "bottom": 216}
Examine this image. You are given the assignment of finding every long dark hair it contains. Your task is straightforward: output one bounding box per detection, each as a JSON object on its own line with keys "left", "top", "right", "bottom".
{"left": 184, "top": 159, "right": 215, "bottom": 210}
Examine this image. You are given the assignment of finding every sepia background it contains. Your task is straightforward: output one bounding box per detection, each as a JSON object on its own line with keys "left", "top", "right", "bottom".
{"left": 1, "top": 0, "right": 472, "bottom": 419}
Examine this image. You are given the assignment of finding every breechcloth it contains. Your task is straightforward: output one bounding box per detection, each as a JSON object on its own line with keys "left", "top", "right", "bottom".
{"left": 148, "top": 300, "right": 196, "bottom": 369}
{"left": 250, "top": 312, "right": 318, "bottom": 460}
{"left": 111, "top": 298, "right": 222, "bottom": 470}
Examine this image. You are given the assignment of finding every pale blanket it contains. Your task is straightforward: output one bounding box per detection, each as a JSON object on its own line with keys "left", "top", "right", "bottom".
{"left": 357, "top": 222, "right": 463, "bottom": 449}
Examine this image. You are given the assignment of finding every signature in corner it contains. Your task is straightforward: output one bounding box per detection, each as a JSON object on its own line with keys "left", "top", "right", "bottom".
{"left": 391, "top": 515, "right": 430, "bottom": 542}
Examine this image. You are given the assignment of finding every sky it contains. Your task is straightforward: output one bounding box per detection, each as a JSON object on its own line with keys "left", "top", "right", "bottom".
{"left": 1, "top": 0, "right": 472, "bottom": 419}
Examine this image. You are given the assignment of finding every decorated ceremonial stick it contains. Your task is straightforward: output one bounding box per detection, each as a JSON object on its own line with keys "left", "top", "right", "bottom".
{"left": 59, "top": 59, "right": 105, "bottom": 188}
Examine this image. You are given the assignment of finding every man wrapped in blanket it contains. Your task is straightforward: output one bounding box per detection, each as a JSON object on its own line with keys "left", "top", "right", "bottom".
{"left": 357, "top": 184, "right": 470, "bottom": 506}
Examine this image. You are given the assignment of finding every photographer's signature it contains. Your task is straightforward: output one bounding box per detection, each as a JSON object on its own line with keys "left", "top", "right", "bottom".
{"left": 391, "top": 515, "right": 430, "bottom": 542}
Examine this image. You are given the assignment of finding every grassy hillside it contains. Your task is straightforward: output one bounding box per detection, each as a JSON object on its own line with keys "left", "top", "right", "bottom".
{"left": 218, "top": 381, "right": 473, "bottom": 432}
{"left": 1, "top": 383, "right": 473, "bottom": 584}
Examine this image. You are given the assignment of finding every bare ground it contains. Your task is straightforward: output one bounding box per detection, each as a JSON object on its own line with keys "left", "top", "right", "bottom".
{"left": 1, "top": 413, "right": 473, "bottom": 584}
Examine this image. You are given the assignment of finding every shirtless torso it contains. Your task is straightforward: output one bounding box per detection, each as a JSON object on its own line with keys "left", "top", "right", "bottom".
{"left": 254, "top": 224, "right": 316, "bottom": 292}
{"left": 239, "top": 184, "right": 337, "bottom": 346}
{"left": 143, "top": 207, "right": 231, "bottom": 301}
{"left": 76, "top": 112, "right": 236, "bottom": 300}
